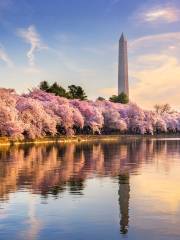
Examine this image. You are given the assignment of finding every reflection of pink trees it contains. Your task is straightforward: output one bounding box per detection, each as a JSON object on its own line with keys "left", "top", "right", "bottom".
{"left": 0, "top": 139, "right": 179, "bottom": 200}
{"left": 1, "top": 88, "right": 180, "bottom": 139}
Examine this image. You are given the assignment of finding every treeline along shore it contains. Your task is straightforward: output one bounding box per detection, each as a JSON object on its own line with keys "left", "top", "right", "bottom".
{"left": 1, "top": 82, "right": 180, "bottom": 141}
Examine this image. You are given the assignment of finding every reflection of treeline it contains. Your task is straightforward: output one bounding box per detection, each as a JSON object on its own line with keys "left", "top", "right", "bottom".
{"left": 0, "top": 139, "right": 180, "bottom": 201}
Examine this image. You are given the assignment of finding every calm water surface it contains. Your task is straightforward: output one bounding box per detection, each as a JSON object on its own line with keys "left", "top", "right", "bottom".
{"left": 0, "top": 138, "right": 180, "bottom": 240}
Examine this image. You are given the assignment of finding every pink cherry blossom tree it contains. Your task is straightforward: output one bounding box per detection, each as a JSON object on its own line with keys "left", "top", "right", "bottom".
{"left": 0, "top": 89, "right": 23, "bottom": 139}
{"left": 16, "top": 96, "right": 57, "bottom": 139}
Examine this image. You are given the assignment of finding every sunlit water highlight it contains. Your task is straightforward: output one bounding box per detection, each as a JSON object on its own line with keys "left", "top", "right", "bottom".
{"left": 0, "top": 138, "right": 180, "bottom": 240}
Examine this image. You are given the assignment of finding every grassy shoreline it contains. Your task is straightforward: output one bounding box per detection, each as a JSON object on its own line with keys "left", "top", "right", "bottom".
{"left": 1, "top": 134, "right": 180, "bottom": 146}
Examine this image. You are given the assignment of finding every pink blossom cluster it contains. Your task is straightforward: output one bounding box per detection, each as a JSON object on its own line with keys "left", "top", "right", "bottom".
{"left": 0, "top": 88, "right": 180, "bottom": 139}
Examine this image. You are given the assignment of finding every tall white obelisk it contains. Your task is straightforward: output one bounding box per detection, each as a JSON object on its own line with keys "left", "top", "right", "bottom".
{"left": 118, "top": 33, "right": 129, "bottom": 96}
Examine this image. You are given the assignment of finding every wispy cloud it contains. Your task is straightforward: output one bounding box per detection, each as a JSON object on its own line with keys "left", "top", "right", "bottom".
{"left": 134, "top": 3, "right": 180, "bottom": 24}
{"left": 128, "top": 32, "right": 180, "bottom": 109}
{"left": 17, "top": 25, "right": 47, "bottom": 67}
{"left": 129, "top": 32, "right": 180, "bottom": 50}
{"left": 0, "top": 45, "right": 13, "bottom": 67}
{"left": 130, "top": 55, "right": 180, "bottom": 109}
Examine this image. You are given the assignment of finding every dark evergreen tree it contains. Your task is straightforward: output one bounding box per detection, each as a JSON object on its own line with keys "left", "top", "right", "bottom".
{"left": 39, "top": 81, "right": 50, "bottom": 91}
{"left": 109, "top": 92, "right": 129, "bottom": 104}
{"left": 48, "top": 82, "right": 67, "bottom": 97}
{"left": 97, "top": 96, "right": 105, "bottom": 101}
{"left": 39, "top": 81, "right": 87, "bottom": 100}
{"left": 68, "top": 85, "right": 87, "bottom": 100}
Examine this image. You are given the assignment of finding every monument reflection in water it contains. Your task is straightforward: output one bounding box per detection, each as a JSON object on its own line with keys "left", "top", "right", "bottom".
{"left": 0, "top": 139, "right": 180, "bottom": 240}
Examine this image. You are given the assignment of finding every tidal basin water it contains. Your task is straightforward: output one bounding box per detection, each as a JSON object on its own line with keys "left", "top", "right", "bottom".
{"left": 0, "top": 138, "right": 180, "bottom": 240}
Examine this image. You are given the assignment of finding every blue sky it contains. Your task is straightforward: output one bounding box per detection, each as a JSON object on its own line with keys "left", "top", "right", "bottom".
{"left": 0, "top": 0, "right": 180, "bottom": 109}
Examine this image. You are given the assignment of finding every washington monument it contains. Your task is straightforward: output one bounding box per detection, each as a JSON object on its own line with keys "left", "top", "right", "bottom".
{"left": 118, "top": 33, "right": 129, "bottom": 97}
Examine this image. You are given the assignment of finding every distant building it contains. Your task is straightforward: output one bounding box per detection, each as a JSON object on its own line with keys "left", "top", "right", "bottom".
{"left": 118, "top": 33, "right": 129, "bottom": 96}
